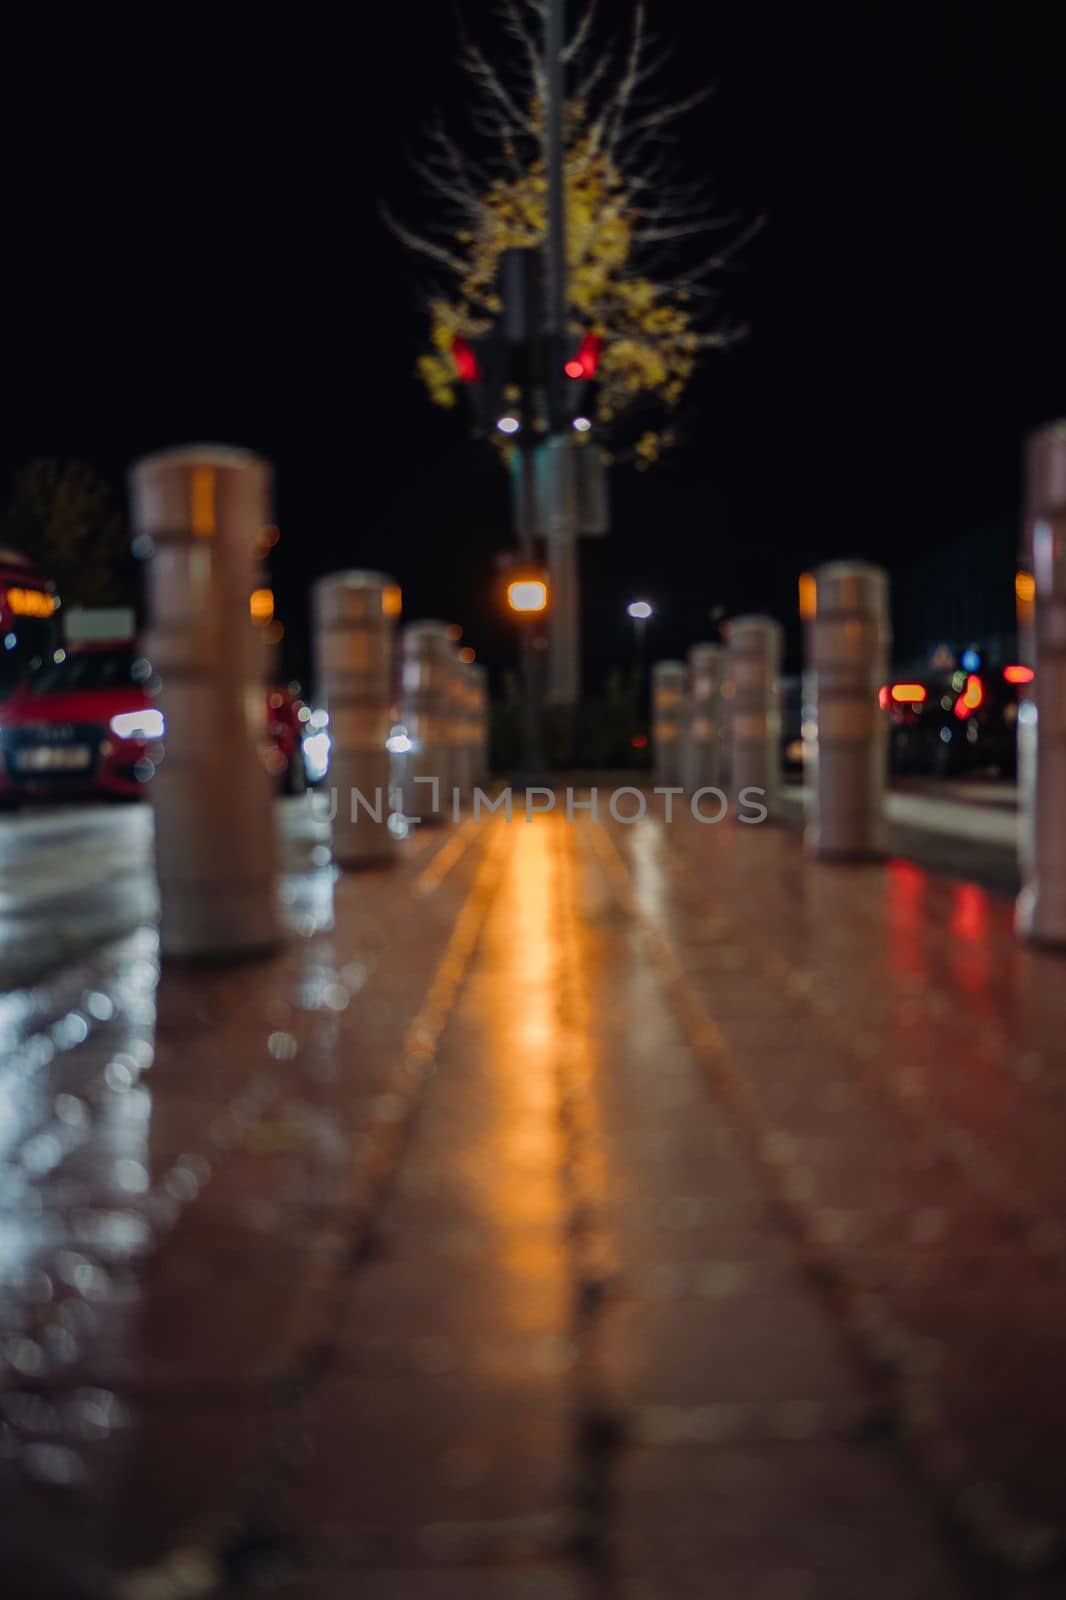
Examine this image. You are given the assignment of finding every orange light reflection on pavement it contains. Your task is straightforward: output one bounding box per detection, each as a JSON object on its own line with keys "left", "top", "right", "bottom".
{"left": 463, "top": 816, "right": 562, "bottom": 1243}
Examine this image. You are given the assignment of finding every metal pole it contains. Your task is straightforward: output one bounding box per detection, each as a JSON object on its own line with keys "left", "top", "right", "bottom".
{"left": 546, "top": 483, "right": 579, "bottom": 706}
{"left": 128, "top": 443, "right": 281, "bottom": 960}
{"left": 509, "top": 451, "right": 545, "bottom": 775}
{"left": 513, "top": 443, "right": 536, "bottom": 563}
{"left": 520, "top": 628, "right": 544, "bottom": 777}
{"left": 1017, "top": 421, "right": 1066, "bottom": 944}
{"left": 544, "top": 0, "right": 580, "bottom": 708}
{"left": 633, "top": 617, "right": 648, "bottom": 730}
{"left": 545, "top": 0, "right": 567, "bottom": 371}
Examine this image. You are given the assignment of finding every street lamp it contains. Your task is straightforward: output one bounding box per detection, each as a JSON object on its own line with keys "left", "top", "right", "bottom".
{"left": 508, "top": 578, "right": 549, "bottom": 613}
{"left": 627, "top": 599, "right": 653, "bottom": 663}
{"left": 627, "top": 599, "right": 654, "bottom": 725}
{"left": 503, "top": 568, "right": 550, "bottom": 777}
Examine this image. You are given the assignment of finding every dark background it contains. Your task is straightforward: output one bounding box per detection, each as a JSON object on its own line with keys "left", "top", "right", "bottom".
{"left": 2, "top": 0, "right": 1064, "bottom": 689}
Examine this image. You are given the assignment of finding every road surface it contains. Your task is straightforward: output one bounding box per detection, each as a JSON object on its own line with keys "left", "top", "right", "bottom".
{"left": 2, "top": 789, "right": 1065, "bottom": 1597}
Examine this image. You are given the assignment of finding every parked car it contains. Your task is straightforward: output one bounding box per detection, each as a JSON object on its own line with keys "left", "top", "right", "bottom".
{"left": 264, "top": 683, "right": 309, "bottom": 794}
{"left": 882, "top": 666, "right": 1027, "bottom": 777}
{"left": 0, "top": 547, "right": 60, "bottom": 702}
{"left": 0, "top": 641, "right": 308, "bottom": 807}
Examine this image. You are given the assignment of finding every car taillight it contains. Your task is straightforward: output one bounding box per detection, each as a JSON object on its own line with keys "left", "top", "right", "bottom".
{"left": 1003, "top": 664, "right": 1034, "bottom": 685}
{"left": 890, "top": 683, "right": 926, "bottom": 704}
{"left": 954, "top": 674, "right": 983, "bottom": 719}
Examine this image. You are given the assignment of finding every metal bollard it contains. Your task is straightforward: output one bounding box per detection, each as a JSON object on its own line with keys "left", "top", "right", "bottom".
{"left": 1017, "top": 422, "right": 1066, "bottom": 944}
{"left": 682, "top": 643, "right": 725, "bottom": 793}
{"left": 450, "top": 662, "right": 469, "bottom": 799}
{"left": 398, "top": 621, "right": 454, "bottom": 821}
{"left": 129, "top": 443, "right": 280, "bottom": 959}
{"left": 652, "top": 661, "right": 686, "bottom": 788}
{"left": 313, "top": 570, "right": 400, "bottom": 867}
{"left": 456, "top": 660, "right": 483, "bottom": 798}
{"left": 726, "top": 616, "right": 782, "bottom": 813}
{"left": 805, "top": 562, "right": 890, "bottom": 859}
{"left": 445, "top": 643, "right": 467, "bottom": 809}
{"left": 470, "top": 663, "right": 490, "bottom": 789}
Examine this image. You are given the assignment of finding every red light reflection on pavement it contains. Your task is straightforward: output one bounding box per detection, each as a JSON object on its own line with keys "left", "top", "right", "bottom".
{"left": 949, "top": 881, "right": 994, "bottom": 1004}
{"left": 950, "top": 882, "right": 988, "bottom": 944}
{"left": 885, "top": 858, "right": 929, "bottom": 981}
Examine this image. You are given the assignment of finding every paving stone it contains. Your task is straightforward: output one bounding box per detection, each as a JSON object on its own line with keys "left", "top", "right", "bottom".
{"left": 277, "top": 1372, "right": 572, "bottom": 1541}
{"left": 614, "top": 1442, "right": 967, "bottom": 1599}
{"left": 227, "top": 1568, "right": 583, "bottom": 1600}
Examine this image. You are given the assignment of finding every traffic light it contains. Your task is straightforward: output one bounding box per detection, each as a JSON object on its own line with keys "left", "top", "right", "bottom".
{"left": 448, "top": 248, "right": 606, "bottom": 440}
{"left": 446, "top": 248, "right": 544, "bottom": 437}
{"left": 451, "top": 336, "right": 482, "bottom": 385}
{"left": 447, "top": 324, "right": 509, "bottom": 434}
{"left": 564, "top": 332, "right": 603, "bottom": 382}
{"left": 559, "top": 331, "right": 603, "bottom": 426}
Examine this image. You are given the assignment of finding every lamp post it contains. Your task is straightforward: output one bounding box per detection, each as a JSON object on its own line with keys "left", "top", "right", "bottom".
{"left": 627, "top": 598, "right": 653, "bottom": 654}
{"left": 507, "top": 571, "right": 549, "bottom": 779}
{"left": 627, "top": 598, "right": 653, "bottom": 728}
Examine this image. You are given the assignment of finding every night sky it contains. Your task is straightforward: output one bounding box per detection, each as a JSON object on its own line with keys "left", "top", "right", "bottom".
{"left": 3, "top": 0, "right": 1065, "bottom": 689}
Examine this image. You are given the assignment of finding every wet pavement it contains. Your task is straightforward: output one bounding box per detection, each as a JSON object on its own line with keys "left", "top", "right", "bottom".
{"left": 2, "top": 795, "right": 1066, "bottom": 1597}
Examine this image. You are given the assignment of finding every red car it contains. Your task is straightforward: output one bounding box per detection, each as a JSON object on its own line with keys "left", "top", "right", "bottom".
{"left": 0, "top": 641, "right": 307, "bottom": 806}
{"left": 264, "top": 683, "right": 308, "bottom": 794}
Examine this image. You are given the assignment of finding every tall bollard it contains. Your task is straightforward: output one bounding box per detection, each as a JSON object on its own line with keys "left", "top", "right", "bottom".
{"left": 129, "top": 444, "right": 280, "bottom": 959}
{"left": 805, "top": 562, "right": 890, "bottom": 859}
{"left": 399, "top": 621, "right": 454, "bottom": 821}
{"left": 445, "top": 643, "right": 467, "bottom": 809}
{"left": 471, "top": 663, "right": 490, "bottom": 789}
{"left": 1017, "top": 422, "right": 1066, "bottom": 944}
{"left": 313, "top": 570, "right": 400, "bottom": 867}
{"left": 652, "top": 661, "right": 686, "bottom": 788}
{"left": 682, "top": 643, "right": 725, "bottom": 793}
{"left": 456, "top": 660, "right": 483, "bottom": 798}
{"left": 726, "top": 616, "right": 782, "bottom": 813}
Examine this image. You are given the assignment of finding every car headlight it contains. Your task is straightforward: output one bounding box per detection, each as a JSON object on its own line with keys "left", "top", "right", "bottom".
{"left": 110, "top": 709, "right": 165, "bottom": 741}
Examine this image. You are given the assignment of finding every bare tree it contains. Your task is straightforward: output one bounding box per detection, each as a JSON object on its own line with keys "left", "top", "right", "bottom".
{"left": 389, "top": 1, "right": 760, "bottom": 467}
{"left": 1, "top": 461, "right": 128, "bottom": 605}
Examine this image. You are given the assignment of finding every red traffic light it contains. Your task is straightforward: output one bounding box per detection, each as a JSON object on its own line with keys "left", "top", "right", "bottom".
{"left": 564, "top": 332, "right": 604, "bottom": 380}
{"left": 451, "top": 335, "right": 482, "bottom": 384}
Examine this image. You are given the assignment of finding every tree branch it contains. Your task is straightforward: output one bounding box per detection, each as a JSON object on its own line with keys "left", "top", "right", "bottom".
{"left": 499, "top": 0, "right": 545, "bottom": 97}
{"left": 631, "top": 217, "right": 738, "bottom": 244}
{"left": 562, "top": 0, "right": 597, "bottom": 64}
{"left": 606, "top": 0, "right": 646, "bottom": 151}
{"left": 622, "top": 83, "right": 715, "bottom": 137}
{"left": 460, "top": 38, "right": 537, "bottom": 134}
{"left": 381, "top": 206, "right": 470, "bottom": 278}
